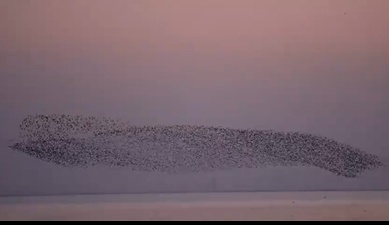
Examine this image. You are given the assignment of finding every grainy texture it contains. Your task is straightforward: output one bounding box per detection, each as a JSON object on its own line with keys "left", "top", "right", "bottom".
{"left": 9, "top": 115, "right": 383, "bottom": 178}
{"left": 2, "top": 192, "right": 389, "bottom": 221}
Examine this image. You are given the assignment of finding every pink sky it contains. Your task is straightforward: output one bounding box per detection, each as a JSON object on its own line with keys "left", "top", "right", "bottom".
{"left": 1, "top": 0, "right": 389, "bottom": 154}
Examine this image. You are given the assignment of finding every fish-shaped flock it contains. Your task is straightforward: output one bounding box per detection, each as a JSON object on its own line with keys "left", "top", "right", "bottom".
{"left": 9, "top": 115, "right": 383, "bottom": 178}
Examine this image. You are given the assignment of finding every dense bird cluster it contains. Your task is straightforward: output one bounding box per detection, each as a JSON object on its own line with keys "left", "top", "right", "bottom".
{"left": 10, "top": 114, "right": 383, "bottom": 177}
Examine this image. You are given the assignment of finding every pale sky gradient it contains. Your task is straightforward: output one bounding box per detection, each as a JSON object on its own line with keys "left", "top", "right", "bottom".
{"left": 1, "top": 0, "right": 389, "bottom": 152}
{"left": 1, "top": 0, "right": 389, "bottom": 195}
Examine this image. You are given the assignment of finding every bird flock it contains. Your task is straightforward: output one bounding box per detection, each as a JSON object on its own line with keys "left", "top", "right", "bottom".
{"left": 9, "top": 114, "right": 383, "bottom": 178}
